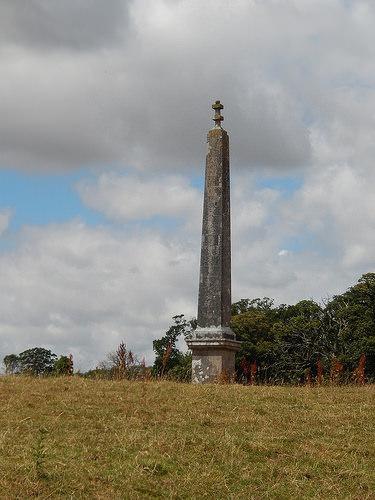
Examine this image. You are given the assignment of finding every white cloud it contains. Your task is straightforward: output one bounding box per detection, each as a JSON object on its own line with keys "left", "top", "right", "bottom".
{"left": 77, "top": 172, "right": 201, "bottom": 222}
{"left": 0, "top": 220, "right": 198, "bottom": 369}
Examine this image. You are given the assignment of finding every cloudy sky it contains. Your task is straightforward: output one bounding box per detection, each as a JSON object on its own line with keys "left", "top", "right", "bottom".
{"left": 1, "top": 0, "right": 375, "bottom": 369}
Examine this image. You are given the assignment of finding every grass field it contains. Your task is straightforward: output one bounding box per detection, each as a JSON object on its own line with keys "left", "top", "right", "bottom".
{"left": 0, "top": 377, "right": 374, "bottom": 499}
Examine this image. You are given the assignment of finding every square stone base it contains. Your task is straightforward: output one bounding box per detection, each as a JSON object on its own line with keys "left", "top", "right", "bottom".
{"left": 186, "top": 338, "right": 241, "bottom": 383}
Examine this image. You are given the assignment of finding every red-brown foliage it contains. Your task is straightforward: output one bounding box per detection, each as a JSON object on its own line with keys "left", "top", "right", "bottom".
{"left": 316, "top": 359, "right": 324, "bottom": 385}
{"left": 240, "top": 358, "right": 257, "bottom": 385}
{"left": 330, "top": 358, "right": 344, "bottom": 384}
{"left": 353, "top": 353, "right": 366, "bottom": 385}
{"left": 250, "top": 361, "right": 257, "bottom": 385}
{"left": 161, "top": 342, "right": 173, "bottom": 377}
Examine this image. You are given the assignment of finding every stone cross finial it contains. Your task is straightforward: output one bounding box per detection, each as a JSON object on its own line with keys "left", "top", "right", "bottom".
{"left": 212, "top": 100, "right": 224, "bottom": 127}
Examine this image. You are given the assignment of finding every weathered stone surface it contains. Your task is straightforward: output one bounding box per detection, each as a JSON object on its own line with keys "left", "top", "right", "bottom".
{"left": 190, "top": 339, "right": 240, "bottom": 383}
{"left": 187, "top": 101, "right": 241, "bottom": 383}
{"left": 197, "top": 126, "right": 232, "bottom": 332}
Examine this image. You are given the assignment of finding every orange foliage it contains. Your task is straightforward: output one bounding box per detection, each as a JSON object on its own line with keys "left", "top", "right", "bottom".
{"left": 330, "top": 358, "right": 344, "bottom": 384}
{"left": 353, "top": 353, "right": 366, "bottom": 385}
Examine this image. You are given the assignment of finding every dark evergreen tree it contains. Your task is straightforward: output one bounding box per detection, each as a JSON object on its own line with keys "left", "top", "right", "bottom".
{"left": 18, "top": 348, "right": 57, "bottom": 375}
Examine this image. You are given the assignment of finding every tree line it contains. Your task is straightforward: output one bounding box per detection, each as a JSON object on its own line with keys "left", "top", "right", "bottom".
{"left": 153, "top": 273, "right": 375, "bottom": 383}
{"left": 3, "top": 348, "right": 73, "bottom": 376}
{"left": 3, "top": 273, "right": 375, "bottom": 384}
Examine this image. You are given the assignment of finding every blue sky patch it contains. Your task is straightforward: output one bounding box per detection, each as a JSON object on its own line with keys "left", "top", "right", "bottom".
{"left": 0, "top": 168, "right": 105, "bottom": 230}
{"left": 256, "top": 175, "right": 303, "bottom": 197}
{"left": 190, "top": 175, "right": 204, "bottom": 191}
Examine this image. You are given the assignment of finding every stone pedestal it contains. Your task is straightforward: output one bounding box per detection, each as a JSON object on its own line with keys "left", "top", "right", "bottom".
{"left": 187, "top": 336, "right": 241, "bottom": 383}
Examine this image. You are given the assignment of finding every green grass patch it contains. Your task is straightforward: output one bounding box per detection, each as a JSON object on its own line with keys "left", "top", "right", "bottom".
{"left": 0, "top": 377, "right": 374, "bottom": 498}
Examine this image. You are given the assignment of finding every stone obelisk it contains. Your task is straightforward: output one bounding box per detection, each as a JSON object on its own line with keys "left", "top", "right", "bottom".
{"left": 187, "top": 101, "right": 241, "bottom": 383}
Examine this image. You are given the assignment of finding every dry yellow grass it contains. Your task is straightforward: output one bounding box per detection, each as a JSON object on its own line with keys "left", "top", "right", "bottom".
{"left": 0, "top": 377, "right": 374, "bottom": 499}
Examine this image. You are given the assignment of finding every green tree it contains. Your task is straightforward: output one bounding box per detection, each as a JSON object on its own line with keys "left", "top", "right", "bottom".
{"left": 231, "top": 297, "right": 280, "bottom": 381}
{"left": 271, "top": 300, "right": 326, "bottom": 383}
{"left": 232, "top": 298, "right": 330, "bottom": 383}
{"left": 3, "top": 354, "right": 20, "bottom": 374}
{"left": 53, "top": 355, "right": 73, "bottom": 375}
{"left": 326, "top": 273, "right": 375, "bottom": 378}
{"left": 231, "top": 308, "right": 276, "bottom": 381}
{"left": 18, "top": 348, "right": 57, "bottom": 375}
{"left": 152, "top": 314, "right": 195, "bottom": 377}
{"left": 167, "top": 352, "right": 192, "bottom": 381}
{"left": 231, "top": 297, "right": 274, "bottom": 316}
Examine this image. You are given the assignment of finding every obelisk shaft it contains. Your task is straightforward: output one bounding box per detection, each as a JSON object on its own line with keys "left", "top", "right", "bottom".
{"left": 197, "top": 126, "right": 232, "bottom": 330}
{"left": 187, "top": 101, "right": 240, "bottom": 383}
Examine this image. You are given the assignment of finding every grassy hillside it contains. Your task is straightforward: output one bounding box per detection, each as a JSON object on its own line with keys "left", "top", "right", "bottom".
{"left": 0, "top": 377, "right": 374, "bottom": 499}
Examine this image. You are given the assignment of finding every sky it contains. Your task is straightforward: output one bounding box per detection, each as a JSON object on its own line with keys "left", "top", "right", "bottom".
{"left": 1, "top": 0, "right": 375, "bottom": 370}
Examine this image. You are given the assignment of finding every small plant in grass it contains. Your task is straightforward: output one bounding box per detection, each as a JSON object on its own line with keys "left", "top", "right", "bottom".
{"left": 218, "top": 369, "right": 230, "bottom": 384}
{"left": 32, "top": 427, "right": 49, "bottom": 479}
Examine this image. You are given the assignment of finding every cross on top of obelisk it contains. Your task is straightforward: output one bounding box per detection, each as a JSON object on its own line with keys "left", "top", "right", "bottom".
{"left": 212, "top": 100, "right": 224, "bottom": 127}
